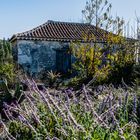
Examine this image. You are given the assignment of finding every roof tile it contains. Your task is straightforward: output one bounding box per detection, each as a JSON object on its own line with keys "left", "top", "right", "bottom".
{"left": 10, "top": 20, "right": 110, "bottom": 42}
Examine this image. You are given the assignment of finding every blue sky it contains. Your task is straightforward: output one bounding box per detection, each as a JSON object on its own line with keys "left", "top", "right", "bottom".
{"left": 0, "top": 0, "right": 139, "bottom": 39}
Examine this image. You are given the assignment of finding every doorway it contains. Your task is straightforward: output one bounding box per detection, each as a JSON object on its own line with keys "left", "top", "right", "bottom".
{"left": 56, "top": 49, "right": 71, "bottom": 73}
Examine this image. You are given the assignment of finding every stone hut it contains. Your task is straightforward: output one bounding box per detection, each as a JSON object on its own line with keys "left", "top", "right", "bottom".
{"left": 10, "top": 20, "right": 109, "bottom": 75}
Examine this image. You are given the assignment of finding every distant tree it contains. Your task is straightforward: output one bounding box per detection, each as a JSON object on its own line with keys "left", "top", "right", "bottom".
{"left": 82, "top": 0, "right": 125, "bottom": 34}
{"left": 82, "top": 0, "right": 112, "bottom": 29}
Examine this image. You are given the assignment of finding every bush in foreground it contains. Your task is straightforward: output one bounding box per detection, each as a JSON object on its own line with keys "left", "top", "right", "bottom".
{"left": 0, "top": 79, "right": 139, "bottom": 140}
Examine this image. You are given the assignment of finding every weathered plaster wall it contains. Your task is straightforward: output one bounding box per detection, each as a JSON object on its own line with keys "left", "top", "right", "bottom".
{"left": 12, "top": 40, "right": 107, "bottom": 76}
{"left": 16, "top": 40, "right": 69, "bottom": 75}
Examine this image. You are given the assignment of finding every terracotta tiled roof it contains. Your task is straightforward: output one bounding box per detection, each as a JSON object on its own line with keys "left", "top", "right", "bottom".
{"left": 10, "top": 20, "right": 110, "bottom": 43}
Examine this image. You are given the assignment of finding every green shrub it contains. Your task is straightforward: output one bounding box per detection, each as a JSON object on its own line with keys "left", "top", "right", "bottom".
{"left": 0, "top": 39, "right": 15, "bottom": 84}
{"left": 0, "top": 79, "right": 24, "bottom": 119}
{"left": 0, "top": 63, "right": 15, "bottom": 82}
{"left": 107, "top": 62, "right": 135, "bottom": 86}
{"left": 46, "top": 70, "right": 61, "bottom": 87}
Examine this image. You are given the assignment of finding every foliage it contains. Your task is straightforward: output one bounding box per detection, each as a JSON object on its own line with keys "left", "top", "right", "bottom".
{"left": 70, "top": 34, "right": 136, "bottom": 85}
{"left": 71, "top": 42, "right": 112, "bottom": 82}
{"left": 0, "top": 79, "right": 139, "bottom": 139}
{"left": 106, "top": 62, "right": 134, "bottom": 86}
{"left": 0, "top": 64, "right": 14, "bottom": 82}
{"left": 0, "top": 39, "right": 12, "bottom": 64}
{"left": 38, "top": 70, "right": 61, "bottom": 88}
{"left": 82, "top": 0, "right": 124, "bottom": 34}
{"left": 82, "top": 0, "right": 112, "bottom": 28}
{"left": 0, "top": 39, "right": 15, "bottom": 83}
{"left": 70, "top": 0, "right": 135, "bottom": 86}
{"left": 44, "top": 70, "right": 61, "bottom": 87}
{"left": 46, "top": 70, "right": 61, "bottom": 87}
{"left": 131, "top": 64, "right": 140, "bottom": 81}
{"left": 0, "top": 79, "right": 24, "bottom": 119}
{"left": 64, "top": 76, "right": 87, "bottom": 89}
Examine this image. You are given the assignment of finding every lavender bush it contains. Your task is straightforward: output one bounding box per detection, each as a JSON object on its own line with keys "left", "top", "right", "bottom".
{"left": 0, "top": 79, "right": 139, "bottom": 140}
